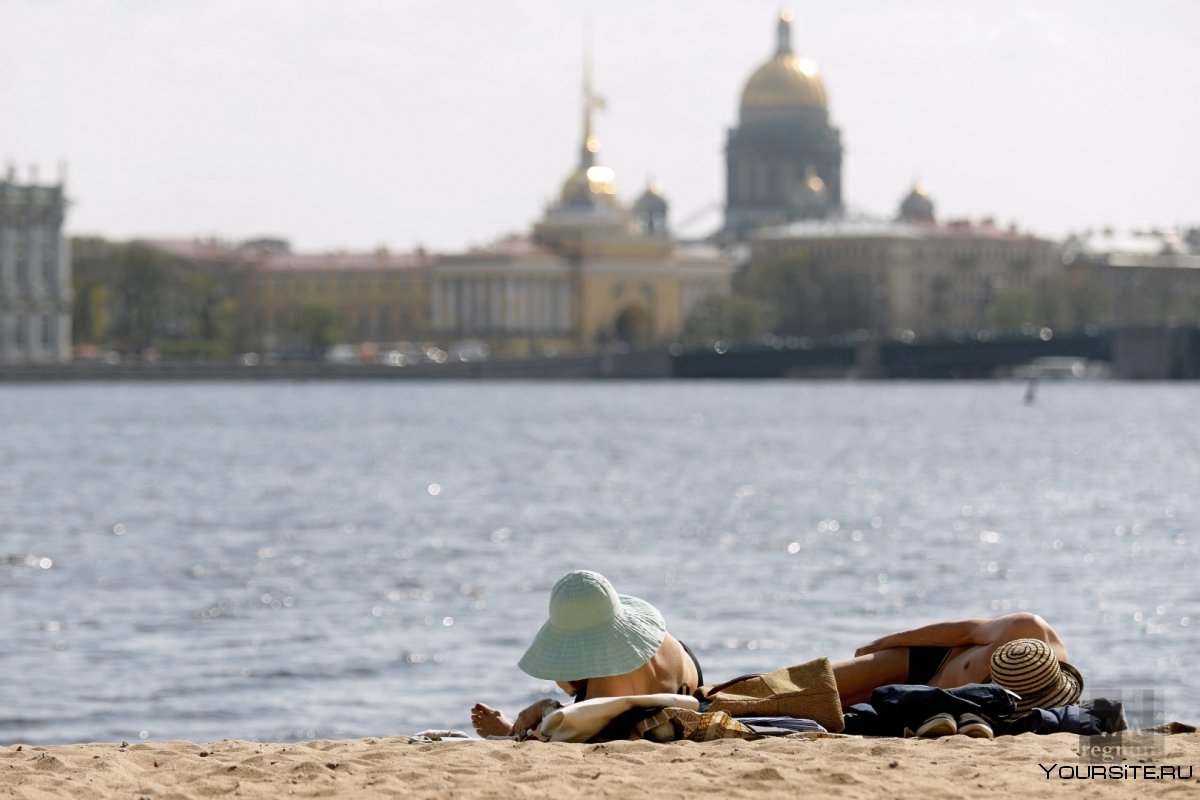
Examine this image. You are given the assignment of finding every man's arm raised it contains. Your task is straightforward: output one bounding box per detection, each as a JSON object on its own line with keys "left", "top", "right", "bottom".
{"left": 854, "top": 617, "right": 993, "bottom": 656}
{"left": 854, "top": 613, "right": 1063, "bottom": 658}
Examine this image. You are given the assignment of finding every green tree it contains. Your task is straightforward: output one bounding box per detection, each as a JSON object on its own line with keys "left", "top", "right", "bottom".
{"left": 71, "top": 237, "right": 122, "bottom": 347}
{"left": 117, "top": 243, "right": 171, "bottom": 350}
{"left": 681, "top": 293, "right": 776, "bottom": 345}
{"left": 989, "top": 288, "right": 1035, "bottom": 329}
{"left": 71, "top": 236, "right": 247, "bottom": 356}
{"left": 298, "top": 303, "right": 342, "bottom": 356}
{"left": 735, "top": 251, "right": 833, "bottom": 337}
{"left": 72, "top": 280, "right": 111, "bottom": 345}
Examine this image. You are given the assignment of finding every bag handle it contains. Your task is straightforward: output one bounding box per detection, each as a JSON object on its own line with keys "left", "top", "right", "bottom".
{"left": 694, "top": 672, "right": 764, "bottom": 699}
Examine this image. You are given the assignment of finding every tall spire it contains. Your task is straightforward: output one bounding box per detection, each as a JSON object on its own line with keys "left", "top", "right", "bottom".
{"left": 776, "top": 8, "right": 794, "bottom": 55}
{"left": 579, "top": 32, "right": 605, "bottom": 170}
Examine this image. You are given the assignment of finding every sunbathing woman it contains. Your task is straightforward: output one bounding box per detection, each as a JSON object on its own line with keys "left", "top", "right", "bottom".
{"left": 471, "top": 570, "right": 702, "bottom": 738}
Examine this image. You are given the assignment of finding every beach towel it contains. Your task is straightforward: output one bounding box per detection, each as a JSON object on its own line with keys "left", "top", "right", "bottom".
{"left": 537, "top": 693, "right": 699, "bottom": 743}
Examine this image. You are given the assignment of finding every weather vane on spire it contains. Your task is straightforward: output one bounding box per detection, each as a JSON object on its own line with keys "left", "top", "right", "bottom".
{"left": 581, "top": 27, "right": 607, "bottom": 164}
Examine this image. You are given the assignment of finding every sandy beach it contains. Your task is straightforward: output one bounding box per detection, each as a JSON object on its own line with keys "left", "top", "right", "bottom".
{"left": 2, "top": 733, "right": 1196, "bottom": 799}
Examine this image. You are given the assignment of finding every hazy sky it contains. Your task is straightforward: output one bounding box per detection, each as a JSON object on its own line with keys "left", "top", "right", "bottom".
{"left": 3, "top": 1, "right": 1197, "bottom": 252}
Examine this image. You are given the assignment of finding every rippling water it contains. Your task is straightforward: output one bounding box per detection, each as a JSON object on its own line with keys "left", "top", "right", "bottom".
{"left": 1, "top": 381, "right": 1197, "bottom": 743}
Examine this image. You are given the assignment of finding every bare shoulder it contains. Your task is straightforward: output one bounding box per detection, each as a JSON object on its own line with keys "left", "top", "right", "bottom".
{"left": 979, "top": 613, "right": 1069, "bottom": 658}
{"left": 657, "top": 632, "right": 700, "bottom": 690}
{"left": 588, "top": 632, "right": 697, "bottom": 698}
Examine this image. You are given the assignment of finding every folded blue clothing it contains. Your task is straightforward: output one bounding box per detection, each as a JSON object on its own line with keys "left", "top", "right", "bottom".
{"left": 732, "top": 716, "right": 827, "bottom": 735}
{"left": 841, "top": 682, "right": 1126, "bottom": 737}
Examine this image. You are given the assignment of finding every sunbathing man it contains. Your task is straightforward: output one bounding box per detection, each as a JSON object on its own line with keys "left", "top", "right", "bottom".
{"left": 471, "top": 570, "right": 702, "bottom": 738}
{"left": 832, "top": 612, "right": 1081, "bottom": 710}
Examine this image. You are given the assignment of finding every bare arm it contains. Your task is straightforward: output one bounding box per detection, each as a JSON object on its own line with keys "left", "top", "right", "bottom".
{"left": 855, "top": 618, "right": 991, "bottom": 656}
{"left": 855, "top": 613, "right": 1064, "bottom": 658}
{"left": 510, "top": 698, "right": 563, "bottom": 737}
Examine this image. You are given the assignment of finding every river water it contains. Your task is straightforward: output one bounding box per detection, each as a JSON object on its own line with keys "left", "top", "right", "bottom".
{"left": 1, "top": 380, "right": 1197, "bottom": 743}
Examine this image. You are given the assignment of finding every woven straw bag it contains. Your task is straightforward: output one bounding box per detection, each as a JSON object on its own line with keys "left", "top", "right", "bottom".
{"left": 695, "top": 656, "right": 845, "bottom": 733}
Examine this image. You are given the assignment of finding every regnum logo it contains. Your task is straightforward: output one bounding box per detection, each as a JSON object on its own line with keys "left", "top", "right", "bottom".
{"left": 1077, "top": 687, "right": 1165, "bottom": 764}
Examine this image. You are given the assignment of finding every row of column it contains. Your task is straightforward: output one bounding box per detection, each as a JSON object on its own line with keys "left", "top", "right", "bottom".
{"left": 433, "top": 277, "right": 574, "bottom": 336}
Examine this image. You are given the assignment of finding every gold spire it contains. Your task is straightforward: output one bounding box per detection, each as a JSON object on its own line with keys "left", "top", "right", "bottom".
{"left": 555, "top": 39, "right": 617, "bottom": 205}
{"left": 777, "top": 9, "right": 794, "bottom": 55}
{"left": 579, "top": 36, "right": 606, "bottom": 168}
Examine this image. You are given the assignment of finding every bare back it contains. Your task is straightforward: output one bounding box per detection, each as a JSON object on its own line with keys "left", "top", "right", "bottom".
{"left": 583, "top": 633, "right": 699, "bottom": 700}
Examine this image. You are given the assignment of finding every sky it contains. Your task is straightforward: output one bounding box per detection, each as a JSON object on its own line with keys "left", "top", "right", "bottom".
{"left": 3, "top": 0, "right": 1197, "bottom": 253}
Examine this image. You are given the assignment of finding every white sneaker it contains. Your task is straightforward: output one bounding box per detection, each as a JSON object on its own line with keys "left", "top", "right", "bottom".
{"left": 915, "top": 713, "right": 958, "bottom": 738}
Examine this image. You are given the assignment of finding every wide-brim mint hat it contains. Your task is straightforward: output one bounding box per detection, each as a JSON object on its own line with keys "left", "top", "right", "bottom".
{"left": 518, "top": 570, "right": 666, "bottom": 681}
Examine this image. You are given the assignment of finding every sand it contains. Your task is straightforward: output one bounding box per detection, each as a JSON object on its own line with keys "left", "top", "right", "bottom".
{"left": 2, "top": 733, "right": 1196, "bottom": 799}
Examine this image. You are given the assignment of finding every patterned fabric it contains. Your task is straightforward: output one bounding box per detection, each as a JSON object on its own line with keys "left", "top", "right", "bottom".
{"left": 633, "top": 708, "right": 758, "bottom": 742}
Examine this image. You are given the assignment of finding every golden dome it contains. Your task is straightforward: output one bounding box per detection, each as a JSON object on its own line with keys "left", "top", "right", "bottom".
{"left": 560, "top": 163, "right": 617, "bottom": 204}
{"left": 740, "top": 11, "right": 828, "bottom": 113}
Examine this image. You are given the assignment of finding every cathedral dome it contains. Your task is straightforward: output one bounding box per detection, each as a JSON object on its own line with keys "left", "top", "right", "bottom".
{"left": 898, "top": 181, "right": 936, "bottom": 223}
{"left": 740, "top": 11, "right": 828, "bottom": 116}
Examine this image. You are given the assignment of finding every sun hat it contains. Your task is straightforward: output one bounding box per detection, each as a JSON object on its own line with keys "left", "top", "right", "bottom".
{"left": 989, "top": 638, "right": 1083, "bottom": 714}
{"left": 518, "top": 570, "right": 667, "bottom": 681}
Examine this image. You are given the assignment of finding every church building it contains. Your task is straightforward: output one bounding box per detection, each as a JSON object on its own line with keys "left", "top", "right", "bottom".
{"left": 723, "top": 10, "right": 844, "bottom": 239}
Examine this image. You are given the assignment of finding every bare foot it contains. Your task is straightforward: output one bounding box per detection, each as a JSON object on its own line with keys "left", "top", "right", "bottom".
{"left": 471, "top": 703, "right": 513, "bottom": 737}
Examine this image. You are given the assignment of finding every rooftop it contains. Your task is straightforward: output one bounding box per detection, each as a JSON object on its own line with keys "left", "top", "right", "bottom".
{"left": 755, "top": 214, "right": 1042, "bottom": 242}
{"left": 144, "top": 238, "right": 431, "bottom": 271}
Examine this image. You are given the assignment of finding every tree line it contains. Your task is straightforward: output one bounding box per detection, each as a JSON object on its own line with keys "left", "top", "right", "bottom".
{"left": 679, "top": 251, "right": 1146, "bottom": 347}
{"left": 70, "top": 238, "right": 345, "bottom": 358}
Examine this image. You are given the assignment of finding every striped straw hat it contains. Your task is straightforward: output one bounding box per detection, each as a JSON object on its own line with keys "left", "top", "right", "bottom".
{"left": 989, "top": 638, "right": 1083, "bottom": 714}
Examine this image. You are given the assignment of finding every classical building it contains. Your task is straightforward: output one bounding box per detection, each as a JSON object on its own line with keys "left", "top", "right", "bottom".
{"left": 0, "top": 171, "right": 71, "bottom": 363}
{"left": 723, "top": 10, "right": 844, "bottom": 239}
{"left": 430, "top": 64, "right": 735, "bottom": 355}
{"left": 1060, "top": 227, "right": 1200, "bottom": 328}
{"left": 749, "top": 184, "right": 1061, "bottom": 337}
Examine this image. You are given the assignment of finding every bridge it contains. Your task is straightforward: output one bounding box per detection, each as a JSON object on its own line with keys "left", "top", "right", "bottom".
{"left": 671, "top": 326, "right": 1200, "bottom": 380}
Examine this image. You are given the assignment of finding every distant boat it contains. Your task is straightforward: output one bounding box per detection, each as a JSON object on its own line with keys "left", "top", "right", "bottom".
{"left": 1009, "top": 357, "right": 1113, "bottom": 381}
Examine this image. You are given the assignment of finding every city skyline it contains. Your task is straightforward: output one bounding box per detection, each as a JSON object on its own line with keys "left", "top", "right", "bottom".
{"left": 3, "top": 0, "right": 1197, "bottom": 252}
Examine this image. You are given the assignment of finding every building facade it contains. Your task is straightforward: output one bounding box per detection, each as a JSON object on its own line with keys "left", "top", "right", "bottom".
{"left": 723, "top": 11, "right": 844, "bottom": 239}
{"left": 1060, "top": 228, "right": 1200, "bottom": 328}
{"left": 0, "top": 174, "right": 71, "bottom": 363}
{"left": 147, "top": 238, "right": 432, "bottom": 354}
{"left": 749, "top": 185, "right": 1061, "bottom": 337}
{"left": 238, "top": 246, "right": 431, "bottom": 353}
{"left": 432, "top": 237, "right": 732, "bottom": 356}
